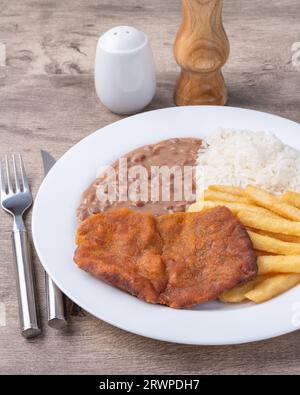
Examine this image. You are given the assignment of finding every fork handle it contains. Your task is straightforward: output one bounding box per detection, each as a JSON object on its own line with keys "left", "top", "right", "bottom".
{"left": 11, "top": 230, "right": 41, "bottom": 339}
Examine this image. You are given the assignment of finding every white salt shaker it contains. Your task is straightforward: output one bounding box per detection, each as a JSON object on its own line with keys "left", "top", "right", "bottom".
{"left": 95, "top": 26, "right": 156, "bottom": 115}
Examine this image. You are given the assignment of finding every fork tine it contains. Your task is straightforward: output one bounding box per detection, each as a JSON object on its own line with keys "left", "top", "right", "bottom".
{"left": 0, "top": 158, "right": 6, "bottom": 196}
{"left": 5, "top": 155, "right": 13, "bottom": 194}
{"left": 19, "top": 154, "right": 30, "bottom": 191}
{"left": 12, "top": 154, "right": 21, "bottom": 192}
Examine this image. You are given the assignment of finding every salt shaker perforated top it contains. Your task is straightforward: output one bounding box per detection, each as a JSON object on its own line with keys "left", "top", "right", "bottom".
{"left": 95, "top": 26, "right": 156, "bottom": 115}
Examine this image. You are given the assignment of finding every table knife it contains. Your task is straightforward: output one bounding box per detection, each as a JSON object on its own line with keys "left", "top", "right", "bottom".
{"left": 41, "top": 150, "right": 67, "bottom": 329}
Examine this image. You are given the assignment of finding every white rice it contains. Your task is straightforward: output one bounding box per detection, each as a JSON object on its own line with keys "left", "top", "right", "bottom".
{"left": 196, "top": 129, "right": 300, "bottom": 194}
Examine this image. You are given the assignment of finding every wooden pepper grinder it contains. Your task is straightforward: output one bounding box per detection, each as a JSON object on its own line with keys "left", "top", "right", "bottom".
{"left": 174, "top": 0, "right": 230, "bottom": 106}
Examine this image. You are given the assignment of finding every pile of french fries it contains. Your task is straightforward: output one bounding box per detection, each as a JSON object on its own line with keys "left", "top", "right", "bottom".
{"left": 188, "top": 185, "right": 300, "bottom": 304}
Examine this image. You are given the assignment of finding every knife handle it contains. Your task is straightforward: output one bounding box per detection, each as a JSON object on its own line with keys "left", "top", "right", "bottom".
{"left": 46, "top": 273, "right": 67, "bottom": 329}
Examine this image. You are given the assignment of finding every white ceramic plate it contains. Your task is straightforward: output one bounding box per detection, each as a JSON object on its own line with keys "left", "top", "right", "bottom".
{"left": 32, "top": 106, "right": 300, "bottom": 345}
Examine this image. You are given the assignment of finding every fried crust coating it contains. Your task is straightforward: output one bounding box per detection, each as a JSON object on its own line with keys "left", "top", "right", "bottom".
{"left": 157, "top": 207, "right": 257, "bottom": 308}
{"left": 74, "top": 207, "right": 257, "bottom": 308}
{"left": 75, "top": 209, "right": 167, "bottom": 304}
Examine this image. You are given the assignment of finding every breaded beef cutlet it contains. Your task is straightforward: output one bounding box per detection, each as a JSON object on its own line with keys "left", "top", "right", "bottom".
{"left": 157, "top": 207, "right": 257, "bottom": 308}
{"left": 74, "top": 207, "right": 257, "bottom": 308}
{"left": 75, "top": 209, "right": 167, "bottom": 304}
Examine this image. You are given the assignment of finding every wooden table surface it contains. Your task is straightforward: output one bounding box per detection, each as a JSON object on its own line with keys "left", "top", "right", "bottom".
{"left": 1, "top": 0, "right": 300, "bottom": 375}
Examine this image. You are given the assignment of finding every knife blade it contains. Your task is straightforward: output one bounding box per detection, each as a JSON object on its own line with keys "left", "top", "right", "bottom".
{"left": 41, "top": 150, "right": 67, "bottom": 329}
{"left": 41, "top": 150, "right": 56, "bottom": 175}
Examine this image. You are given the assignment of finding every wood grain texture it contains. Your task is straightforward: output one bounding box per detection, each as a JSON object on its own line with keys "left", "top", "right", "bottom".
{"left": 174, "top": 0, "right": 229, "bottom": 106}
{"left": 0, "top": 0, "right": 300, "bottom": 375}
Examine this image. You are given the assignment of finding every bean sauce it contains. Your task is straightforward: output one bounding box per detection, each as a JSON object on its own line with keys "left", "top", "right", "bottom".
{"left": 77, "top": 138, "right": 202, "bottom": 221}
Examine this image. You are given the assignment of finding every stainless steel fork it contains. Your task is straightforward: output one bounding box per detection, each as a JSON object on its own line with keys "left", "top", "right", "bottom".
{"left": 0, "top": 154, "right": 41, "bottom": 339}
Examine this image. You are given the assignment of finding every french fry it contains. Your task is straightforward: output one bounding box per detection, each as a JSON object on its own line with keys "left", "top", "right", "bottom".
{"left": 203, "top": 189, "right": 252, "bottom": 204}
{"left": 219, "top": 275, "right": 269, "bottom": 303}
{"left": 208, "top": 185, "right": 246, "bottom": 197}
{"left": 254, "top": 249, "right": 276, "bottom": 256}
{"left": 252, "top": 229, "right": 300, "bottom": 244}
{"left": 245, "top": 185, "right": 300, "bottom": 221}
{"left": 189, "top": 200, "right": 282, "bottom": 220}
{"left": 281, "top": 191, "right": 300, "bottom": 208}
{"left": 245, "top": 274, "right": 300, "bottom": 303}
{"left": 188, "top": 201, "right": 208, "bottom": 213}
{"left": 247, "top": 230, "right": 300, "bottom": 255}
{"left": 258, "top": 256, "right": 300, "bottom": 275}
{"left": 238, "top": 211, "right": 300, "bottom": 236}
{"left": 191, "top": 185, "right": 300, "bottom": 304}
